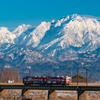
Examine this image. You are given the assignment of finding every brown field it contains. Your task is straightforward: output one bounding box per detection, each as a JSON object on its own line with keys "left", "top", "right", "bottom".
{"left": 0, "top": 83, "right": 24, "bottom": 85}
{"left": 71, "top": 82, "right": 100, "bottom": 86}
{"left": 0, "top": 82, "right": 100, "bottom": 86}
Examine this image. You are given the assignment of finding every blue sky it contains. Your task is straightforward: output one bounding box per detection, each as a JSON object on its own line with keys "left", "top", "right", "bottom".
{"left": 0, "top": 0, "right": 100, "bottom": 31}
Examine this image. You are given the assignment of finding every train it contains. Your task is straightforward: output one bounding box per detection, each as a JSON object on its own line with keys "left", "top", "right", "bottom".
{"left": 23, "top": 76, "right": 72, "bottom": 86}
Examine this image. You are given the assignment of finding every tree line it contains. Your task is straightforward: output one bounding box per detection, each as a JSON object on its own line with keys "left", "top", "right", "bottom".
{"left": 0, "top": 67, "right": 20, "bottom": 83}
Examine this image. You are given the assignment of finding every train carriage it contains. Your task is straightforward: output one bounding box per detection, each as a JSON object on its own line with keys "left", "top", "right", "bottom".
{"left": 23, "top": 76, "right": 72, "bottom": 86}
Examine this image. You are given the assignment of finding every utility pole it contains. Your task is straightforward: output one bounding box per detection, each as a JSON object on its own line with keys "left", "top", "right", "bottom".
{"left": 27, "top": 66, "right": 31, "bottom": 76}
{"left": 71, "top": 69, "right": 72, "bottom": 82}
{"left": 77, "top": 68, "right": 79, "bottom": 88}
{"left": 71, "top": 69, "right": 72, "bottom": 77}
{"left": 86, "top": 68, "right": 88, "bottom": 86}
{"left": 29, "top": 67, "right": 31, "bottom": 76}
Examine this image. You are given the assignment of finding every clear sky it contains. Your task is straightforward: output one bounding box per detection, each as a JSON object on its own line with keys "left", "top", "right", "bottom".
{"left": 0, "top": 0, "right": 100, "bottom": 31}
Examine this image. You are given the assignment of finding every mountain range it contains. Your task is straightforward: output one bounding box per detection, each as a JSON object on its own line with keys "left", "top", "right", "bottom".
{"left": 0, "top": 14, "right": 100, "bottom": 81}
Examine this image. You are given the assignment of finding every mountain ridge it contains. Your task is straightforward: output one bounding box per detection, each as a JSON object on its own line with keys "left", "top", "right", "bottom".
{"left": 0, "top": 14, "right": 100, "bottom": 58}
{"left": 0, "top": 14, "right": 100, "bottom": 80}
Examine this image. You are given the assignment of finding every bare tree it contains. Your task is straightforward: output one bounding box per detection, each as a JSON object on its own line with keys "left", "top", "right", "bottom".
{"left": 0, "top": 67, "right": 20, "bottom": 83}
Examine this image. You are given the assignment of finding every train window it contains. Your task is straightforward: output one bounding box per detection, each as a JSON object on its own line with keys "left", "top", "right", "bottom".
{"left": 28, "top": 78, "right": 32, "bottom": 81}
{"left": 47, "top": 79, "right": 51, "bottom": 81}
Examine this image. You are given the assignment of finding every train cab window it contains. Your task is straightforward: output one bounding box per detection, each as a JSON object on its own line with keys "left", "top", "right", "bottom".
{"left": 47, "top": 79, "right": 51, "bottom": 81}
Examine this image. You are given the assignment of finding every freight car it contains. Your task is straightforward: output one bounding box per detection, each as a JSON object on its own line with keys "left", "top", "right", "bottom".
{"left": 23, "top": 76, "right": 72, "bottom": 86}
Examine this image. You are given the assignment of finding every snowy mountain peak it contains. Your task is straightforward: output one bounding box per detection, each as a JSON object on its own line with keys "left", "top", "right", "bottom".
{"left": 0, "top": 27, "right": 10, "bottom": 34}
{"left": 35, "top": 14, "right": 100, "bottom": 57}
{"left": 39, "top": 21, "right": 51, "bottom": 29}
{"left": 12, "top": 24, "right": 31, "bottom": 37}
{"left": 51, "top": 19, "right": 55, "bottom": 23}
{"left": 0, "top": 14, "right": 100, "bottom": 58}
{"left": 26, "top": 21, "right": 51, "bottom": 47}
{"left": 54, "top": 15, "right": 70, "bottom": 27}
{"left": 71, "top": 14, "right": 78, "bottom": 18}
{"left": 0, "top": 27, "right": 15, "bottom": 44}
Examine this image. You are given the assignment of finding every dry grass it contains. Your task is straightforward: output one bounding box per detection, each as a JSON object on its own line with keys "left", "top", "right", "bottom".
{"left": 0, "top": 83, "right": 24, "bottom": 85}
{"left": 69, "top": 82, "right": 100, "bottom": 86}
{"left": 0, "top": 90, "right": 100, "bottom": 100}
{"left": 0, "top": 82, "right": 100, "bottom": 86}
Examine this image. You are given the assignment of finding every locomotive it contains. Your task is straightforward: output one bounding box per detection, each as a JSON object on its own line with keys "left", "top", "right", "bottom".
{"left": 23, "top": 76, "right": 72, "bottom": 86}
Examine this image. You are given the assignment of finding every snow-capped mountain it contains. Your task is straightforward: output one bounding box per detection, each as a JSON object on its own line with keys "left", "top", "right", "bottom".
{"left": 0, "top": 27, "right": 15, "bottom": 44}
{"left": 1, "top": 14, "right": 100, "bottom": 59}
{"left": 1, "top": 14, "right": 100, "bottom": 80}
{"left": 12, "top": 22, "right": 51, "bottom": 48}
{"left": 0, "top": 43, "right": 57, "bottom": 64}
{"left": 12, "top": 24, "right": 32, "bottom": 38}
{"left": 37, "top": 14, "right": 100, "bottom": 57}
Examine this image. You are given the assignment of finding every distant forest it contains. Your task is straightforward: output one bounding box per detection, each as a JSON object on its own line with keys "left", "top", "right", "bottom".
{"left": 0, "top": 67, "right": 21, "bottom": 83}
